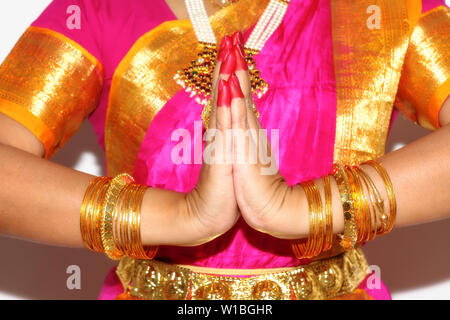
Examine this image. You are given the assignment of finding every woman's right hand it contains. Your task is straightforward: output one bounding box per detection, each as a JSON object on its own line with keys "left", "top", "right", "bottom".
{"left": 181, "top": 35, "right": 241, "bottom": 246}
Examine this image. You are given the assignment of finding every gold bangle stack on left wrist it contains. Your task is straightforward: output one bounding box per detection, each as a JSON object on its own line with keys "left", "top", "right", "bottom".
{"left": 291, "top": 177, "right": 334, "bottom": 259}
{"left": 291, "top": 181, "right": 324, "bottom": 258}
{"left": 291, "top": 160, "right": 396, "bottom": 259}
{"left": 333, "top": 161, "right": 396, "bottom": 248}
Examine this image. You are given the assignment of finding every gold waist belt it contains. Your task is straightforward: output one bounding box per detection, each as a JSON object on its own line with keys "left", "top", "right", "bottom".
{"left": 116, "top": 247, "right": 369, "bottom": 300}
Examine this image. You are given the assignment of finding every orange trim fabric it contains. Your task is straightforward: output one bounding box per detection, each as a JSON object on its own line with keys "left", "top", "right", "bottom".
{"left": 395, "top": 6, "right": 450, "bottom": 130}
{"left": 0, "top": 26, "right": 103, "bottom": 158}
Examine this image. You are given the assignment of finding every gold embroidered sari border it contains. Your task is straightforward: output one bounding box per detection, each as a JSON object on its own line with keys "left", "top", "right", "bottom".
{"left": 28, "top": 26, "right": 104, "bottom": 75}
{"left": 331, "top": 0, "right": 411, "bottom": 165}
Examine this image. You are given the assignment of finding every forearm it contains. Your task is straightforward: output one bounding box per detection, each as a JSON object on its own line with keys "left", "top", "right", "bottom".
{"left": 0, "top": 142, "right": 193, "bottom": 248}
{"left": 0, "top": 143, "right": 93, "bottom": 247}
{"left": 271, "top": 124, "right": 450, "bottom": 240}
{"left": 377, "top": 123, "right": 450, "bottom": 227}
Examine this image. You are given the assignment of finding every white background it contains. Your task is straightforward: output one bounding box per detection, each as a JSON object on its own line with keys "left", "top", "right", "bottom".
{"left": 0, "top": 0, "right": 449, "bottom": 300}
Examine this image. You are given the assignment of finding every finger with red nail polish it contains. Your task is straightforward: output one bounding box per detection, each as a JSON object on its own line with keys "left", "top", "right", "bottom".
{"left": 219, "top": 48, "right": 237, "bottom": 76}
{"left": 234, "top": 47, "right": 248, "bottom": 71}
{"left": 218, "top": 36, "right": 232, "bottom": 62}
{"left": 232, "top": 31, "right": 245, "bottom": 58}
{"left": 229, "top": 73, "right": 244, "bottom": 99}
{"left": 232, "top": 31, "right": 244, "bottom": 47}
{"left": 217, "top": 79, "right": 232, "bottom": 107}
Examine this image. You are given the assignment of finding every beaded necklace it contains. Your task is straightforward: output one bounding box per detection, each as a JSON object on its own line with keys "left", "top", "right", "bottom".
{"left": 174, "top": 0, "right": 290, "bottom": 105}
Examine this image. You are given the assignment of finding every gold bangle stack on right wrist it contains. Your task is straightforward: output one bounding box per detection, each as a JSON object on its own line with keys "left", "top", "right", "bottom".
{"left": 80, "top": 177, "right": 110, "bottom": 253}
{"left": 80, "top": 174, "right": 159, "bottom": 260}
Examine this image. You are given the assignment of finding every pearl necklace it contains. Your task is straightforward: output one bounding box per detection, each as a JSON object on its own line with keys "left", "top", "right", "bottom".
{"left": 174, "top": 0, "right": 290, "bottom": 105}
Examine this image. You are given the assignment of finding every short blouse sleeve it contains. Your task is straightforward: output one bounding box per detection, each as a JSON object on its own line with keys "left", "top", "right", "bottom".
{"left": 0, "top": 0, "right": 104, "bottom": 158}
{"left": 395, "top": 2, "right": 450, "bottom": 130}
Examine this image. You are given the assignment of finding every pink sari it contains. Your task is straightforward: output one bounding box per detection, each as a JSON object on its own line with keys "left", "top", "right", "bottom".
{"left": 26, "top": 0, "right": 447, "bottom": 300}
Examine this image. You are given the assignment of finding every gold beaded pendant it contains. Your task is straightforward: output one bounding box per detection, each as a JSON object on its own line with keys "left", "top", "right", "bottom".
{"left": 174, "top": 42, "right": 217, "bottom": 106}
{"left": 245, "top": 48, "right": 268, "bottom": 99}
{"left": 175, "top": 45, "right": 268, "bottom": 105}
{"left": 177, "top": 0, "right": 290, "bottom": 106}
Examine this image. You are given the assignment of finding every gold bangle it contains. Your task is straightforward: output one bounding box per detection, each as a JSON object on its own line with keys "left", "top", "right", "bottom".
{"left": 89, "top": 179, "right": 108, "bottom": 252}
{"left": 128, "top": 184, "right": 142, "bottom": 258}
{"left": 113, "top": 183, "right": 159, "bottom": 260}
{"left": 101, "top": 173, "right": 134, "bottom": 260}
{"left": 80, "top": 179, "right": 97, "bottom": 251}
{"left": 313, "top": 181, "right": 324, "bottom": 257}
{"left": 354, "top": 166, "right": 383, "bottom": 240}
{"left": 130, "top": 184, "right": 159, "bottom": 259}
{"left": 346, "top": 166, "right": 368, "bottom": 243}
{"left": 322, "top": 175, "right": 333, "bottom": 252}
{"left": 81, "top": 174, "right": 158, "bottom": 260}
{"left": 113, "top": 183, "right": 132, "bottom": 255}
{"left": 122, "top": 183, "right": 136, "bottom": 256}
{"left": 95, "top": 182, "right": 111, "bottom": 251}
{"left": 351, "top": 167, "right": 374, "bottom": 242}
{"left": 291, "top": 182, "right": 313, "bottom": 258}
{"left": 80, "top": 177, "right": 111, "bottom": 252}
{"left": 332, "top": 164, "right": 357, "bottom": 250}
{"left": 363, "top": 160, "right": 396, "bottom": 234}
{"left": 292, "top": 181, "right": 324, "bottom": 258}
{"left": 360, "top": 165, "right": 388, "bottom": 235}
